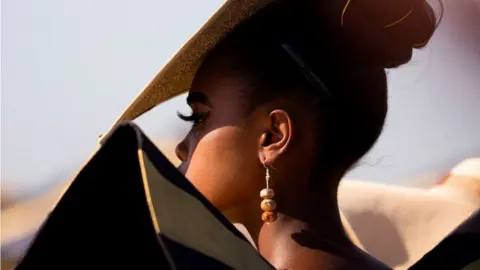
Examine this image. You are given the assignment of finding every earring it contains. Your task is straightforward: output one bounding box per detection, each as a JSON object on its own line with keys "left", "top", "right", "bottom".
{"left": 260, "top": 164, "right": 277, "bottom": 223}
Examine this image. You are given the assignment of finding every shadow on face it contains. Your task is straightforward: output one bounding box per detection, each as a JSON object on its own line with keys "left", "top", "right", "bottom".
{"left": 174, "top": 53, "right": 267, "bottom": 220}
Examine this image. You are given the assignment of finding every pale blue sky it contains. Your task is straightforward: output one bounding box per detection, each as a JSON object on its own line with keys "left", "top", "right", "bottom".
{"left": 2, "top": 0, "right": 223, "bottom": 198}
{"left": 2, "top": 0, "right": 480, "bottom": 201}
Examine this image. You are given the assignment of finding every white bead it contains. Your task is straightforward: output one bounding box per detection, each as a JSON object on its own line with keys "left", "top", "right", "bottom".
{"left": 260, "top": 188, "right": 274, "bottom": 199}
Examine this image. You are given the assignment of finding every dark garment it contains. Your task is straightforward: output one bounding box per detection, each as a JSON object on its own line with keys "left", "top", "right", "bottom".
{"left": 15, "top": 122, "right": 274, "bottom": 270}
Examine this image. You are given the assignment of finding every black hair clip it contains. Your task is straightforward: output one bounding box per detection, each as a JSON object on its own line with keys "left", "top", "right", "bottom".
{"left": 281, "top": 43, "right": 331, "bottom": 97}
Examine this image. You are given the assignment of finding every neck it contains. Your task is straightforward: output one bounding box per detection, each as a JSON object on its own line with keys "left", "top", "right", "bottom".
{"left": 242, "top": 184, "right": 352, "bottom": 264}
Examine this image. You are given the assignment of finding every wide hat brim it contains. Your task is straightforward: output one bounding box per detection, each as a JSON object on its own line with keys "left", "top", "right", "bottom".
{"left": 100, "top": 0, "right": 273, "bottom": 144}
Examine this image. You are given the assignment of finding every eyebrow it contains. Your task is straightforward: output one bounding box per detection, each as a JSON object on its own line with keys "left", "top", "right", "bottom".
{"left": 186, "top": 92, "right": 212, "bottom": 107}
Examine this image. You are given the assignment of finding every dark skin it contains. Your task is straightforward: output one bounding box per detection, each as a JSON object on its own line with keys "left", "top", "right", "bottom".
{"left": 176, "top": 49, "right": 390, "bottom": 269}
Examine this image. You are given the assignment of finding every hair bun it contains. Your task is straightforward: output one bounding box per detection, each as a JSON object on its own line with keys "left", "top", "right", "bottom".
{"left": 301, "top": 0, "right": 440, "bottom": 69}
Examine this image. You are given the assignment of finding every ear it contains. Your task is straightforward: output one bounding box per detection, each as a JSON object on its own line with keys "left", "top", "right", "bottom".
{"left": 258, "top": 110, "right": 293, "bottom": 166}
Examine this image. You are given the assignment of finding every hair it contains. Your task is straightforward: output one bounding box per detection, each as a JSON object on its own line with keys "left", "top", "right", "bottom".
{"left": 200, "top": 0, "right": 439, "bottom": 184}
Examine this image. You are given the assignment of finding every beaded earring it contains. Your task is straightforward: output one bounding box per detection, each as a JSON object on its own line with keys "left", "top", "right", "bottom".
{"left": 260, "top": 164, "right": 277, "bottom": 223}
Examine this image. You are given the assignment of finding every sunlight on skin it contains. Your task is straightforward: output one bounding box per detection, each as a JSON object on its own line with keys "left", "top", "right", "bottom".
{"left": 2, "top": 139, "right": 478, "bottom": 268}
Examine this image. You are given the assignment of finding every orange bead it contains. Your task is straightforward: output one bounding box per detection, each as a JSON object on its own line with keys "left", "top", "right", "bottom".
{"left": 261, "top": 211, "right": 278, "bottom": 223}
{"left": 261, "top": 199, "right": 277, "bottom": 211}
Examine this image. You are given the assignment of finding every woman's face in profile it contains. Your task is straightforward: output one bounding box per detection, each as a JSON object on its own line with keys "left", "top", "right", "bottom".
{"left": 175, "top": 55, "right": 266, "bottom": 221}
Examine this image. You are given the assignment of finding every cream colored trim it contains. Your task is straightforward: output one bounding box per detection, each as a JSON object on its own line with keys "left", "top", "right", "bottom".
{"left": 138, "top": 150, "right": 162, "bottom": 234}
{"left": 138, "top": 151, "right": 272, "bottom": 269}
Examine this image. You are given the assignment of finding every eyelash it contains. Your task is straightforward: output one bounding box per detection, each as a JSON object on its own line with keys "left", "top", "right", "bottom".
{"left": 177, "top": 111, "right": 209, "bottom": 126}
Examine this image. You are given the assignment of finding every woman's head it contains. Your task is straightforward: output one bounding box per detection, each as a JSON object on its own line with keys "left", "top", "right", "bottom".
{"left": 175, "top": 0, "right": 438, "bottom": 223}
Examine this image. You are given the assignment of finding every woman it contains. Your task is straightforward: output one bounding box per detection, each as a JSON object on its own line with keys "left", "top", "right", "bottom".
{"left": 174, "top": 2, "right": 438, "bottom": 270}
{"left": 105, "top": 0, "right": 439, "bottom": 268}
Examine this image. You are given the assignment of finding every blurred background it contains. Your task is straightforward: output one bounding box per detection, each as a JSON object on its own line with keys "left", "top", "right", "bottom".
{"left": 1, "top": 0, "right": 480, "bottom": 268}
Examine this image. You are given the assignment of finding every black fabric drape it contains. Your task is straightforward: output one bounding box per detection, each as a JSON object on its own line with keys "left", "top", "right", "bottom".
{"left": 15, "top": 122, "right": 274, "bottom": 270}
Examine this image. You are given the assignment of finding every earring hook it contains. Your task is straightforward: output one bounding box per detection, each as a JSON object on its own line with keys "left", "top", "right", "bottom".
{"left": 263, "top": 164, "right": 271, "bottom": 189}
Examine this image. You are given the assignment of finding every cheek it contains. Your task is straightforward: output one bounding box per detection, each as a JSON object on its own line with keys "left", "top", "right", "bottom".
{"left": 185, "top": 126, "right": 260, "bottom": 211}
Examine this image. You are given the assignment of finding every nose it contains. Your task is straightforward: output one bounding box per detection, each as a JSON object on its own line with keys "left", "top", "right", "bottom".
{"left": 175, "top": 139, "right": 188, "bottom": 163}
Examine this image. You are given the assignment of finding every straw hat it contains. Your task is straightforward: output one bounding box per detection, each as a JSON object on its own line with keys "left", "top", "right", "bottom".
{"left": 99, "top": 0, "right": 274, "bottom": 144}
{"left": 97, "top": 0, "right": 436, "bottom": 144}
